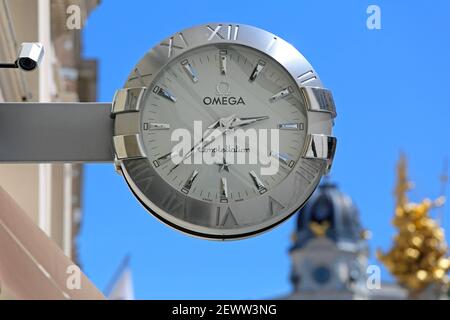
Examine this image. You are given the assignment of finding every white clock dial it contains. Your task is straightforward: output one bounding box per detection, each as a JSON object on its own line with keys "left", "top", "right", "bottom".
{"left": 140, "top": 44, "right": 307, "bottom": 204}
{"left": 113, "top": 23, "right": 337, "bottom": 240}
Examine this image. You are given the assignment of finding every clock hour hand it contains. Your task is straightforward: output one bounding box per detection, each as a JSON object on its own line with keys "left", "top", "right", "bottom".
{"left": 190, "top": 114, "right": 236, "bottom": 157}
{"left": 213, "top": 116, "right": 269, "bottom": 172}
{"left": 169, "top": 115, "right": 237, "bottom": 173}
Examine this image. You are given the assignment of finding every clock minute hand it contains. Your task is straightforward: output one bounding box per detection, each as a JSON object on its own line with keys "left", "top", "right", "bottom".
{"left": 229, "top": 116, "right": 269, "bottom": 129}
{"left": 207, "top": 114, "right": 237, "bottom": 129}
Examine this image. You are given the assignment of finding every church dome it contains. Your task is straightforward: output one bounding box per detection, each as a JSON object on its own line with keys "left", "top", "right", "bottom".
{"left": 291, "top": 181, "right": 365, "bottom": 250}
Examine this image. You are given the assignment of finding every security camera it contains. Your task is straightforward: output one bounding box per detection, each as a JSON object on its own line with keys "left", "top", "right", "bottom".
{"left": 0, "top": 42, "right": 44, "bottom": 71}
{"left": 15, "top": 42, "right": 44, "bottom": 71}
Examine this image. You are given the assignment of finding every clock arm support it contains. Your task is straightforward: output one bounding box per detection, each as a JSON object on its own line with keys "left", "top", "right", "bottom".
{"left": 0, "top": 102, "right": 115, "bottom": 163}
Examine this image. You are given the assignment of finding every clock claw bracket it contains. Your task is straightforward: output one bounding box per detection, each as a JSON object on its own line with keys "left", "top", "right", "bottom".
{"left": 302, "top": 134, "right": 337, "bottom": 174}
{"left": 111, "top": 87, "right": 147, "bottom": 161}
{"left": 301, "top": 86, "right": 337, "bottom": 118}
{"left": 301, "top": 86, "right": 337, "bottom": 174}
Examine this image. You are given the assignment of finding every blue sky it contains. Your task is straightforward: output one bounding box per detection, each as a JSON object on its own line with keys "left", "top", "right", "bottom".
{"left": 78, "top": 0, "right": 450, "bottom": 299}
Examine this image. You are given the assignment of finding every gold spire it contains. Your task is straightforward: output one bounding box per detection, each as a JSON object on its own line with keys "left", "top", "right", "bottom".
{"left": 377, "top": 154, "right": 449, "bottom": 293}
{"left": 394, "top": 153, "right": 412, "bottom": 208}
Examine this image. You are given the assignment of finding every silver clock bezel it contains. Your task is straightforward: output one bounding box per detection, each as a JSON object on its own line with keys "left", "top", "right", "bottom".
{"left": 112, "top": 23, "right": 336, "bottom": 240}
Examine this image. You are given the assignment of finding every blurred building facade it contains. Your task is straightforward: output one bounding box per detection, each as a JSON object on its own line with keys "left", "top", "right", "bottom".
{"left": 0, "top": 0, "right": 99, "bottom": 299}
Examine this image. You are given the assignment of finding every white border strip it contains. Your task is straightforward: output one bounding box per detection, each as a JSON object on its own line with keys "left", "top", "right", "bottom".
{"left": 38, "top": 164, "right": 52, "bottom": 236}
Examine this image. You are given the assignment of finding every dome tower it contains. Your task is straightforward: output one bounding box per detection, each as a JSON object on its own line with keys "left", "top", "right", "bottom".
{"left": 288, "top": 181, "right": 370, "bottom": 299}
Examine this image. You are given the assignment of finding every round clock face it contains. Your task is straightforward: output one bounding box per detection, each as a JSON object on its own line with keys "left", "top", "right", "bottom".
{"left": 140, "top": 44, "right": 307, "bottom": 203}
{"left": 114, "top": 23, "right": 336, "bottom": 240}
